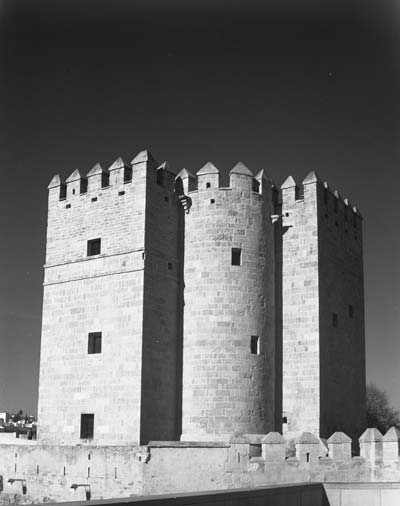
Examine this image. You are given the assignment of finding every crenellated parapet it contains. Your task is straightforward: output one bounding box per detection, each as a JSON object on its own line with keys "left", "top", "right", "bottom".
{"left": 46, "top": 149, "right": 178, "bottom": 207}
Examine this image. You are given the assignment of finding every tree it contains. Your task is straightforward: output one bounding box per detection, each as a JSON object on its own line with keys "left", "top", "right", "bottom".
{"left": 366, "top": 383, "right": 400, "bottom": 434}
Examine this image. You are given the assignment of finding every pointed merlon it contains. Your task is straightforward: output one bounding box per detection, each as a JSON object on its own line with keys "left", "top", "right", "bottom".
{"left": 157, "top": 161, "right": 169, "bottom": 171}
{"left": 256, "top": 169, "right": 275, "bottom": 187}
{"left": 131, "top": 149, "right": 156, "bottom": 165}
{"left": 383, "top": 427, "right": 400, "bottom": 441}
{"left": 344, "top": 198, "right": 351, "bottom": 207}
{"left": 281, "top": 175, "right": 297, "bottom": 189}
{"left": 261, "top": 432, "right": 286, "bottom": 444}
{"left": 333, "top": 190, "right": 341, "bottom": 200}
{"left": 359, "top": 428, "right": 383, "bottom": 442}
{"left": 323, "top": 181, "right": 329, "bottom": 189}
{"left": 108, "top": 157, "right": 128, "bottom": 171}
{"left": 297, "top": 432, "right": 320, "bottom": 444}
{"left": 353, "top": 205, "right": 363, "bottom": 218}
{"left": 66, "top": 169, "right": 82, "bottom": 183}
{"left": 303, "top": 171, "right": 320, "bottom": 185}
{"left": 47, "top": 174, "right": 61, "bottom": 189}
{"left": 327, "top": 431, "right": 352, "bottom": 444}
{"left": 229, "top": 161, "right": 253, "bottom": 177}
{"left": 86, "top": 162, "right": 104, "bottom": 177}
{"left": 197, "top": 161, "right": 219, "bottom": 175}
{"left": 176, "top": 168, "right": 195, "bottom": 180}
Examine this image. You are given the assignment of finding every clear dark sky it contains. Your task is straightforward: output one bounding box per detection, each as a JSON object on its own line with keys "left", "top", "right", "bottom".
{"left": 0, "top": 0, "right": 399, "bottom": 416}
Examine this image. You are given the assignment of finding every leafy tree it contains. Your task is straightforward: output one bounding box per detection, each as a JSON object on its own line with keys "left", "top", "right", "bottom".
{"left": 366, "top": 383, "right": 400, "bottom": 434}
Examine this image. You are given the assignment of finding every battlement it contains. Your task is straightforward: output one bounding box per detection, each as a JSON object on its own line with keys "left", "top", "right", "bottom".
{"left": 175, "top": 161, "right": 276, "bottom": 197}
{"left": 47, "top": 150, "right": 178, "bottom": 203}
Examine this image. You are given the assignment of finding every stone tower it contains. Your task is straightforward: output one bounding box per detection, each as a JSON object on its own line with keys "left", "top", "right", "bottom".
{"left": 179, "top": 162, "right": 278, "bottom": 441}
{"left": 37, "top": 151, "right": 184, "bottom": 445}
{"left": 281, "top": 171, "right": 366, "bottom": 441}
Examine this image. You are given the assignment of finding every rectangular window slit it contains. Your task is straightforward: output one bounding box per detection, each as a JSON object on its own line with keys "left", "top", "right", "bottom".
{"left": 80, "top": 414, "right": 94, "bottom": 440}
{"left": 91, "top": 197, "right": 97, "bottom": 202}
{"left": 59, "top": 184, "right": 67, "bottom": 200}
{"left": 231, "top": 248, "right": 241, "bottom": 266}
{"left": 87, "top": 238, "right": 101, "bottom": 256}
{"left": 250, "top": 335, "right": 260, "bottom": 355}
{"left": 210, "top": 199, "right": 215, "bottom": 204}
{"left": 88, "top": 332, "right": 102, "bottom": 354}
{"left": 63, "top": 466, "right": 66, "bottom": 476}
{"left": 36, "top": 465, "right": 39, "bottom": 475}
{"left": 124, "top": 166, "right": 132, "bottom": 183}
{"left": 101, "top": 172, "right": 110, "bottom": 188}
{"left": 66, "top": 204, "right": 71, "bottom": 209}
{"left": 119, "top": 190, "right": 125, "bottom": 196}
{"left": 206, "top": 182, "right": 211, "bottom": 188}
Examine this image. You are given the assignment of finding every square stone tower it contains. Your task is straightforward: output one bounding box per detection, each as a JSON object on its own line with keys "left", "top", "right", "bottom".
{"left": 280, "top": 171, "right": 366, "bottom": 441}
{"left": 37, "top": 151, "right": 183, "bottom": 445}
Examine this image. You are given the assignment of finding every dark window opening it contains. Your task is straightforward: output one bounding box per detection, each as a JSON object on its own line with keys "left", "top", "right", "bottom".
{"left": 118, "top": 190, "right": 125, "bottom": 196}
{"left": 323, "top": 188, "right": 328, "bottom": 204}
{"left": 80, "top": 179, "right": 88, "bottom": 194}
{"left": 167, "top": 262, "right": 173, "bottom": 270}
{"left": 66, "top": 204, "right": 71, "bottom": 209}
{"left": 332, "top": 313, "right": 338, "bottom": 328}
{"left": 59, "top": 184, "right": 67, "bottom": 200}
{"left": 295, "top": 186, "right": 303, "bottom": 200}
{"left": 210, "top": 199, "right": 215, "bottom": 204}
{"left": 231, "top": 248, "right": 241, "bottom": 266}
{"left": 349, "top": 305, "right": 354, "bottom": 318}
{"left": 72, "top": 189, "right": 75, "bottom": 195}
{"left": 91, "top": 197, "right": 97, "bottom": 202}
{"left": 80, "top": 414, "right": 94, "bottom": 440}
{"left": 124, "top": 166, "right": 132, "bottom": 183}
{"left": 156, "top": 169, "right": 164, "bottom": 185}
{"left": 250, "top": 335, "right": 259, "bottom": 355}
{"left": 282, "top": 413, "right": 288, "bottom": 424}
{"left": 306, "top": 452, "right": 310, "bottom": 463}
{"left": 285, "top": 212, "right": 289, "bottom": 217}
{"left": 87, "top": 238, "right": 101, "bottom": 256}
{"left": 101, "top": 172, "right": 110, "bottom": 188}
{"left": 88, "top": 332, "right": 102, "bottom": 354}
{"left": 252, "top": 179, "right": 260, "bottom": 193}
{"left": 206, "top": 182, "right": 211, "bottom": 188}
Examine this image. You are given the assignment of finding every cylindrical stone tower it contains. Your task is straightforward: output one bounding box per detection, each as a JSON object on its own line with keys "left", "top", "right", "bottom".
{"left": 180, "top": 161, "right": 276, "bottom": 441}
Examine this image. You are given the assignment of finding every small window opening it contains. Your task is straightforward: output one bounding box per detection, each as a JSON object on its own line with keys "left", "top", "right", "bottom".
{"left": 156, "top": 169, "right": 164, "bottom": 185}
{"left": 124, "top": 166, "right": 132, "bottom": 183}
{"left": 167, "top": 262, "right": 173, "bottom": 270}
{"left": 332, "top": 313, "right": 338, "bottom": 328}
{"left": 87, "top": 238, "right": 101, "bottom": 256}
{"left": 66, "top": 204, "right": 71, "bottom": 209}
{"left": 250, "top": 335, "right": 260, "bottom": 355}
{"left": 80, "top": 178, "right": 88, "bottom": 194}
{"left": 87, "top": 467, "right": 90, "bottom": 478}
{"left": 237, "top": 452, "right": 240, "bottom": 463}
{"left": 63, "top": 466, "right": 66, "bottom": 476}
{"left": 80, "top": 414, "right": 94, "bottom": 440}
{"left": 114, "top": 467, "right": 118, "bottom": 479}
{"left": 231, "top": 248, "right": 241, "bottom": 266}
{"left": 285, "top": 212, "right": 289, "bottom": 217}
{"left": 88, "top": 454, "right": 91, "bottom": 461}
{"left": 306, "top": 452, "right": 310, "bottom": 463}
{"left": 282, "top": 413, "right": 288, "bottom": 424}
{"left": 72, "top": 189, "right": 76, "bottom": 195}
{"left": 210, "top": 199, "right": 215, "bottom": 204}
{"left": 101, "top": 172, "right": 110, "bottom": 188}
{"left": 252, "top": 179, "right": 260, "bottom": 193}
{"left": 206, "top": 182, "right": 211, "bottom": 188}
{"left": 36, "top": 465, "right": 39, "bottom": 475}
{"left": 59, "top": 184, "right": 67, "bottom": 200}
{"left": 295, "top": 185, "right": 303, "bottom": 200}
{"left": 88, "top": 332, "right": 102, "bottom": 354}
{"left": 323, "top": 188, "right": 328, "bottom": 205}
{"left": 119, "top": 190, "right": 125, "bottom": 196}
{"left": 349, "top": 305, "right": 354, "bottom": 318}
{"left": 91, "top": 197, "right": 97, "bottom": 202}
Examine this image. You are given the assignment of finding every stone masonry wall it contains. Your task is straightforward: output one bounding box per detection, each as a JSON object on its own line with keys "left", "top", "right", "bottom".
{"left": 281, "top": 174, "right": 320, "bottom": 437}
{"left": 181, "top": 163, "right": 276, "bottom": 441}
{"left": 318, "top": 182, "right": 366, "bottom": 440}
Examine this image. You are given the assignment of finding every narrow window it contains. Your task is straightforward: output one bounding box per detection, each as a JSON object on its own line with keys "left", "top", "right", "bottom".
{"left": 101, "top": 172, "right": 110, "bottom": 188}
{"left": 66, "top": 204, "right": 71, "bottom": 209}
{"left": 206, "top": 182, "right": 211, "bottom": 188}
{"left": 91, "top": 197, "right": 97, "bottom": 202}
{"left": 167, "top": 262, "right": 173, "bottom": 270}
{"left": 80, "top": 414, "right": 94, "bottom": 440}
{"left": 124, "top": 166, "right": 132, "bottom": 183}
{"left": 210, "top": 199, "right": 215, "bottom": 204}
{"left": 59, "top": 183, "right": 67, "bottom": 200}
{"left": 250, "top": 335, "right": 260, "bottom": 355}
{"left": 252, "top": 179, "right": 260, "bottom": 193}
{"left": 332, "top": 313, "right": 338, "bottom": 328}
{"left": 88, "top": 332, "right": 102, "bottom": 354}
{"left": 87, "top": 238, "right": 101, "bottom": 256}
{"left": 118, "top": 190, "right": 125, "bottom": 196}
{"left": 231, "top": 248, "right": 241, "bottom": 266}
{"left": 349, "top": 305, "right": 354, "bottom": 318}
